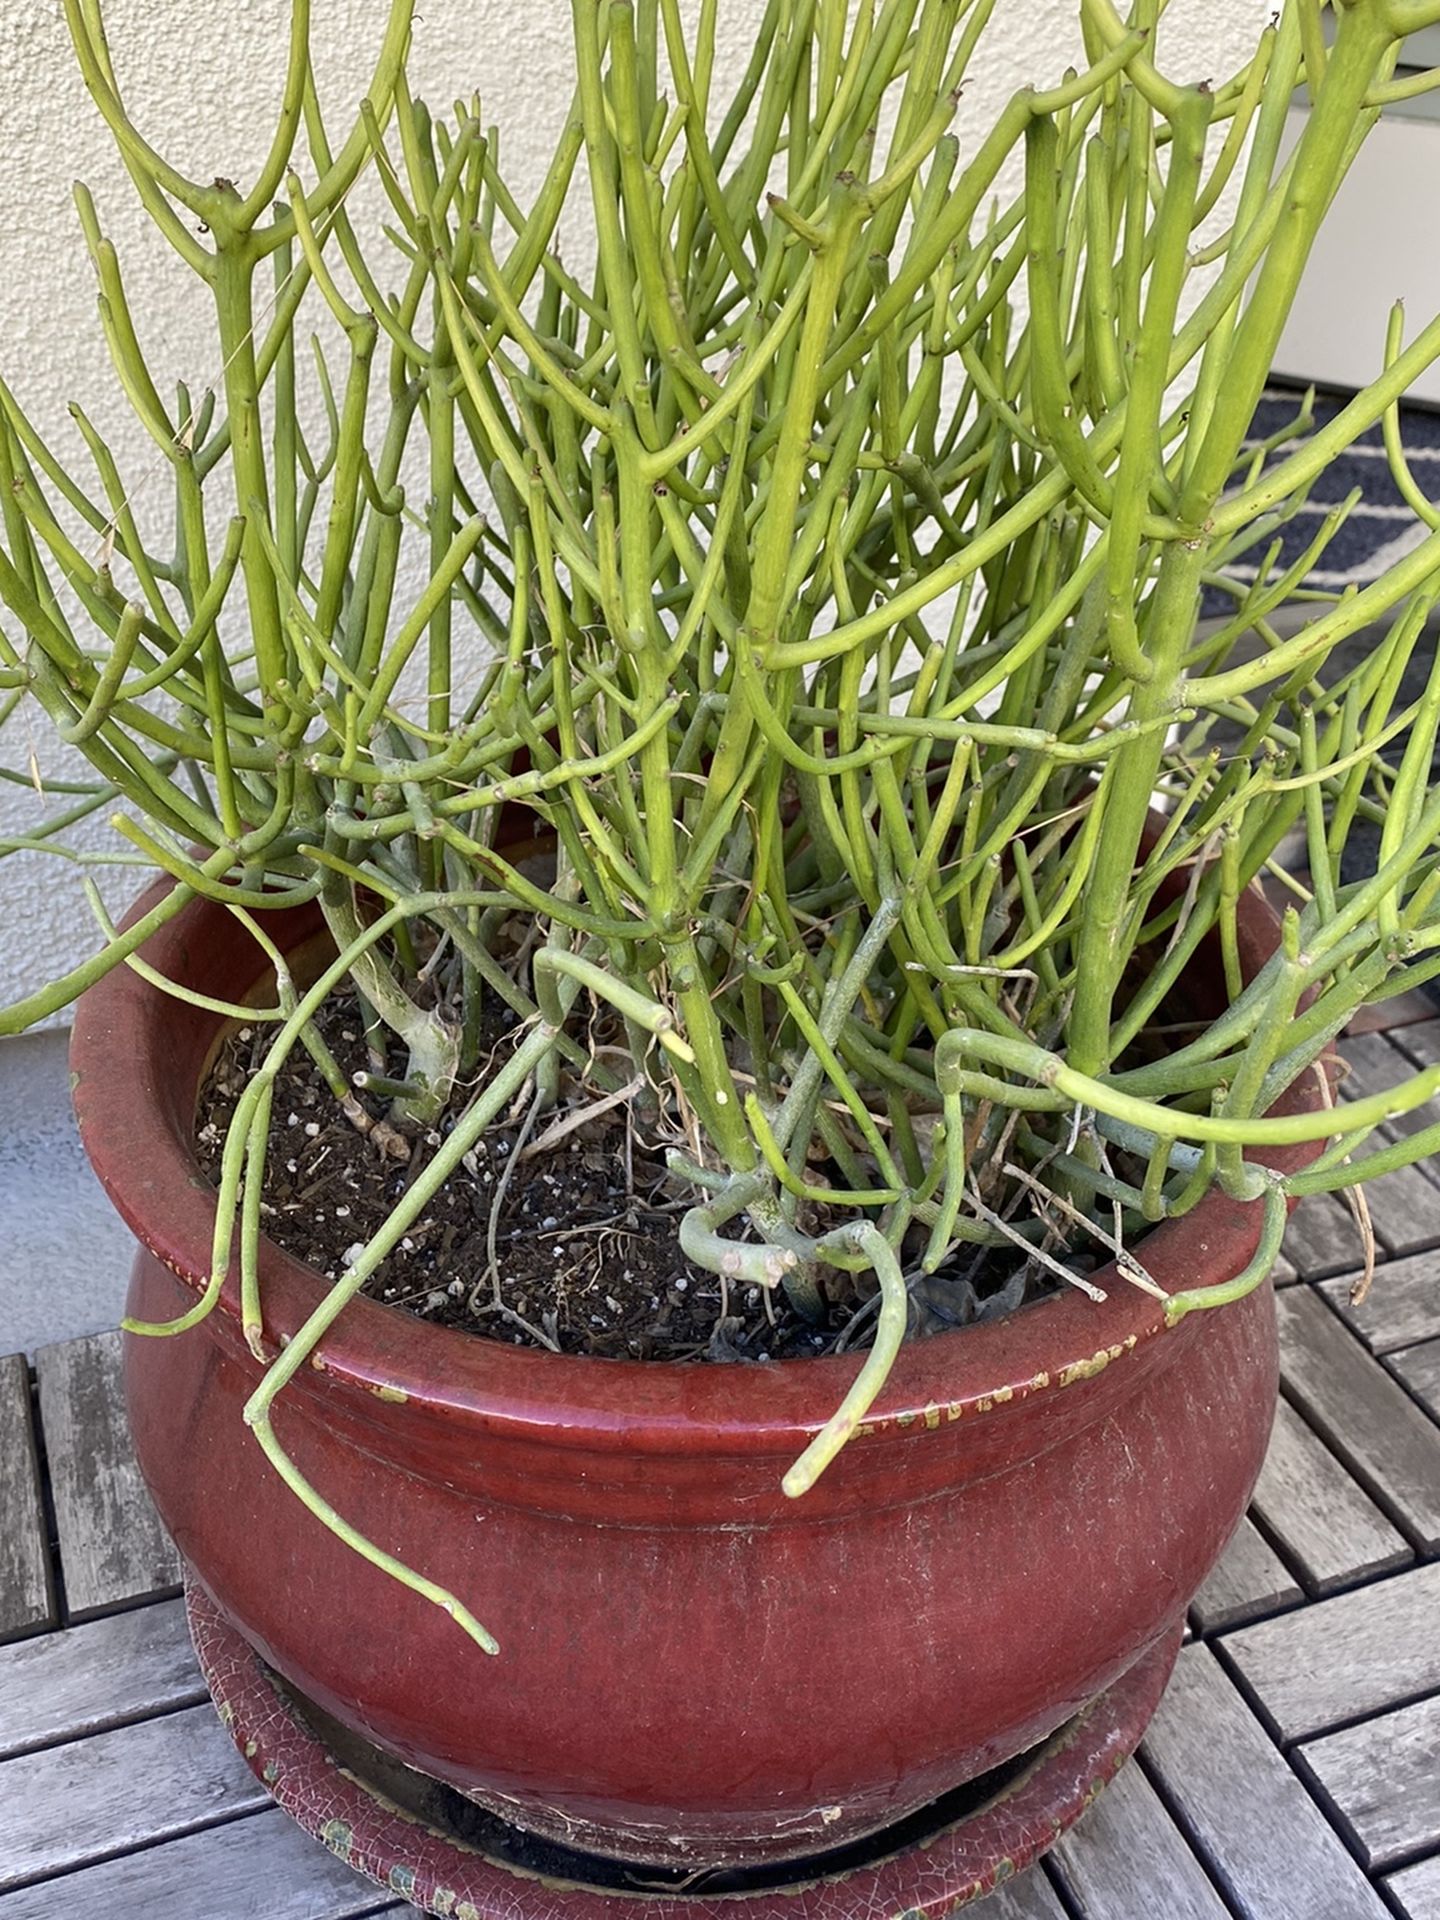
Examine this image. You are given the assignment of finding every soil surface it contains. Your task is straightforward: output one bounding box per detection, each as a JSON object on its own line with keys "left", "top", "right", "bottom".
{"left": 195, "top": 982, "right": 1067, "bottom": 1361}
{"left": 196, "top": 991, "right": 855, "bottom": 1360}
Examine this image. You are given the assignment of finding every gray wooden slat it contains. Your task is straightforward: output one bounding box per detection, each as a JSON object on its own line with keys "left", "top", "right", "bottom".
{"left": 967, "top": 1872, "right": 1071, "bottom": 1920}
{"left": 0, "top": 1700, "right": 266, "bottom": 1889}
{"left": 0, "top": 1355, "right": 53, "bottom": 1644}
{"left": 1325, "top": 1038, "right": 1440, "bottom": 1244}
{"left": 1141, "top": 1642, "right": 1392, "bottom": 1920}
{"left": 34, "top": 1330, "right": 181, "bottom": 1617}
{"left": 1051, "top": 1758, "right": 1228, "bottom": 1920}
{"left": 1277, "top": 1287, "right": 1440, "bottom": 1548}
{"left": 1189, "top": 1514, "right": 1301, "bottom": 1632}
{"left": 1319, "top": 1252, "right": 1440, "bottom": 1355}
{"left": 1281, "top": 1196, "right": 1365, "bottom": 1280}
{"left": 1389, "top": 1337, "right": 1440, "bottom": 1417}
{"left": 1344, "top": 1162, "right": 1440, "bottom": 1258}
{"left": 1272, "top": 1251, "right": 1301, "bottom": 1287}
{"left": 0, "top": 1807, "right": 402, "bottom": 1918}
{"left": 1249, "top": 1398, "right": 1413, "bottom": 1595}
{"left": 1347, "top": 991, "right": 1440, "bottom": 1037}
{"left": 1338, "top": 1031, "right": 1440, "bottom": 1146}
{"left": 1387, "top": 1852, "right": 1440, "bottom": 1919}
{"left": 1223, "top": 1560, "right": 1440, "bottom": 1742}
{"left": 1301, "top": 1693, "right": 1440, "bottom": 1872}
{"left": 0, "top": 1596, "right": 202, "bottom": 1758}
{"left": 1391, "top": 1014, "right": 1440, "bottom": 1070}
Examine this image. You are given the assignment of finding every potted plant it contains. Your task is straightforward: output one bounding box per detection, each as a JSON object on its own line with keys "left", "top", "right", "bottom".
{"left": 7, "top": 0, "right": 1440, "bottom": 1909}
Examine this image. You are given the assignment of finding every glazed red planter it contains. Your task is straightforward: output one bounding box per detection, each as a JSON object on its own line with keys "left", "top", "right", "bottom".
{"left": 71, "top": 881, "right": 1320, "bottom": 1871}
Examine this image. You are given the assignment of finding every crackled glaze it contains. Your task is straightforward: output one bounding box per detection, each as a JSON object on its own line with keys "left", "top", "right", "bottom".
{"left": 190, "top": 1583, "right": 1181, "bottom": 1919}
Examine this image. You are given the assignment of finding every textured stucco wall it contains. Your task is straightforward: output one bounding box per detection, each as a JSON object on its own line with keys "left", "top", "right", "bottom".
{"left": 0, "top": 0, "right": 1267, "bottom": 1022}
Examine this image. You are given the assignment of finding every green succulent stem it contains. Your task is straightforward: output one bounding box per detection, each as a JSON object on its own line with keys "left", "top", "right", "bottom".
{"left": 5, "top": 0, "right": 1440, "bottom": 1638}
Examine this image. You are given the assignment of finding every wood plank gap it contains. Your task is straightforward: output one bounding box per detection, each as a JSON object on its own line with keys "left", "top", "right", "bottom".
{"left": 1276, "top": 1289, "right": 1440, "bottom": 1552}
{"left": 1205, "top": 1633, "right": 1440, "bottom": 1808}
{"left": 1035, "top": 1862, "right": 1085, "bottom": 1920}
{"left": 1050, "top": 1759, "right": 1233, "bottom": 1918}
{"left": 1318, "top": 1254, "right": 1440, "bottom": 1356}
{"left": 0, "top": 1806, "right": 405, "bottom": 1920}
{"left": 1274, "top": 1379, "right": 1436, "bottom": 1559}
{"left": 0, "top": 1598, "right": 204, "bottom": 1761}
{"left": 1137, "top": 1643, "right": 1391, "bottom": 1919}
{"left": 1386, "top": 1339, "right": 1440, "bottom": 1429}
{"left": 1279, "top": 1197, "right": 1367, "bottom": 1281}
{"left": 0, "top": 1703, "right": 268, "bottom": 1893}
{"left": 33, "top": 1331, "right": 182, "bottom": 1620}
{"left": 1385, "top": 1851, "right": 1440, "bottom": 1919}
{"left": 1248, "top": 1398, "right": 1414, "bottom": 1598}
{"left": 0, "top": 1356, "right": 55, "bottom": 1645}
{"left": 1294, "top": 1693, "right": 1440, "bottom": 1875}
{"left": 966, "top": 1867, "right": 1075, "bottom": 1919}
{"left": 1217, "top": 1560, "right": 1440, "bottom": 1744}
{"left": 1189, "top": 1514, "right": 1304, "bottom": 1636}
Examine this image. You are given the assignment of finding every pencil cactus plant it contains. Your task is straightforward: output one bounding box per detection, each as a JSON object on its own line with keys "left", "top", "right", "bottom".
{"left": 6, "top": 0, "right": 1440, "bottom": 1645}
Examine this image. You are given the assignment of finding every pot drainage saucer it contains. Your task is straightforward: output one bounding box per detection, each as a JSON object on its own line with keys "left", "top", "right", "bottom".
{"left": 188, "top": 1581, "right": 1180, "bottom": 1919}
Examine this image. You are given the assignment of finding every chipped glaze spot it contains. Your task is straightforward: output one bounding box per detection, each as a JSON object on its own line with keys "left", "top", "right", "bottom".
{"left": 1057, "top": 1336, "right": 1137, "bottom": 1388}
{"left": 320, "top": 1817, "right": 355, "bottom": 1859}
{"left": 373, "top": 1383, "right": 409, "bottom": 1403}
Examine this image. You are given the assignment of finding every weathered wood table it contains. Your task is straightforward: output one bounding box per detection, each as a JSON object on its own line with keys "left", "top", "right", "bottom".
{"left": 4, "top": 1023, "right": 1440, "bottom": 1918}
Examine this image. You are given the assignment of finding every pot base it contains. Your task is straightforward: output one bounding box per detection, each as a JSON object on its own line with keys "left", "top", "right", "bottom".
{"left": 188, "top": 1582, "right": 1182, "bottom": 1918}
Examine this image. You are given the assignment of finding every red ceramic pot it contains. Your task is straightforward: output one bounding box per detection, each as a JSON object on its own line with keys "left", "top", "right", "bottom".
{"left": 71, "top": 880, "right": 1321, "bottom": 1871}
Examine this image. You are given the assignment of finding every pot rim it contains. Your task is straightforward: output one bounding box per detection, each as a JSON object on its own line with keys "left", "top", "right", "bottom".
{"left": 71, "top": 873, "right": 1323, "bottom": 1455}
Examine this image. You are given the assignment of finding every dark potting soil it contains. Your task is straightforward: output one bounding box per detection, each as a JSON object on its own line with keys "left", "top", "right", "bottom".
{"left": 194, "top": 989, "right": 1047, "bottom": 1362}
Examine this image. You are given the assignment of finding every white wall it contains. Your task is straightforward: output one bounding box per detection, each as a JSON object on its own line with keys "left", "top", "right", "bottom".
{"left": 0, "top": 0, "right": 1268, "bottom": 1022}
{"left": 1275, "top": 109, "right": 1440, "bottom": 404}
